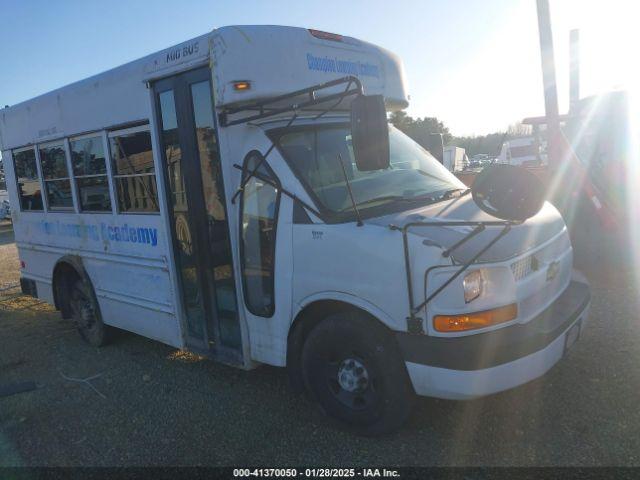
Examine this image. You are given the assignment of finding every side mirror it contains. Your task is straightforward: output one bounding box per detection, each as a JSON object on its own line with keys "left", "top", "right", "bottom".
{"left": 350, "top": 95, "right": 390, "bottom": 171}
{"left": 425, "top": 133, "right": 444, "bottom": 164}
{"left": 471, "top": 164, "right": 545, "bottom": 222}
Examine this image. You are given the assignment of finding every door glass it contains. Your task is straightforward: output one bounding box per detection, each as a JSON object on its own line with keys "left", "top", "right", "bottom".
{"left": 241, "top": 153, "right": 279, "bottom": 317}
{"left": 159, "top": 89, "right": 206, "bottom": 341}
{"left": 190, "top": 80, "right": 240, "bottom": 348}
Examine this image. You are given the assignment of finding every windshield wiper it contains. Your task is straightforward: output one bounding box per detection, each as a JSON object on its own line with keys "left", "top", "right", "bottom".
{"left": 342, "top": 189, "right": 467, "bottom": 213}
{"left": 349, "top": 195, "right": 407, "bottom": 209}
{"left": 345, "top": 194, "right": 436, "bottom": 211}
{"left": 439, "top": 188, "right": 471, "bottom": 200}
{"left": 336, "top": 153, "right": 363, "bottom": 227}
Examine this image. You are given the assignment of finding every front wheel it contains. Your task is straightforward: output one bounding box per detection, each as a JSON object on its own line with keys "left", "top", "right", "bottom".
{"left": 301, "top": 312, "right": 414, "bottom": 435}
{"left": 68, "top": 279, "right": 113, "bottom": 347}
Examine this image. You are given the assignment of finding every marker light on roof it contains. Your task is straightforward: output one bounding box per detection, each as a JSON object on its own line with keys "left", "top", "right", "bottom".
{"left": 233, "top": 81, "right": 251, "bottom": 91}
{"left": 308, "top": 29, "right": 343, "bottom": 42}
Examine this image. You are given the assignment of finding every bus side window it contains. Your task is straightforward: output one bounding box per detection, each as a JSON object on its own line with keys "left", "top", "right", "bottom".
{"left": 39, "top": 143, "right": 74, "bottom": 210}
{"left": 70, "top": 135, "right": 112, "bottom": 212}
{"left": 109, "top": 128, "right": 159, "bottom": 213}
{"left": 13, "top": 148, "right": 44, "bottom": 211}
{"left": 240, "top": 152, "right": 280, "bottom": 317}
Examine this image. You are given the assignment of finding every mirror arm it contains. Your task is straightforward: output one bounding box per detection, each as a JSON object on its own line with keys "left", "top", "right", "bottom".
{"left": 441, "top": 224, "right": 485, "bottom": 258}
{"left": 416, "top": 224, "right": 512, "bottom": 313}
{"left": 313, "top": 78, "right": 357, "bottom": 121}
{"left": 389, "top": 220, "right": 516, "bottom": 334}
{"left": 220, "top": 76, "right": 363, "bottom": 127}
{"left": 231, "top": 113, "right": 298, "bottom": 205}
{"left": 232, "top": 164, "right": 324, "bottom": 220}
{"left": 336, "top": 153, "right": 363, "bottom": 227}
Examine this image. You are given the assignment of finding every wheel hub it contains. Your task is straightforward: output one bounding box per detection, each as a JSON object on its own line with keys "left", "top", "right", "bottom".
{"left": 75, "top": 298, "right": 94, "bottom": 328}
{"left": 337, "top": 358, "right": 369, "bottom": 392}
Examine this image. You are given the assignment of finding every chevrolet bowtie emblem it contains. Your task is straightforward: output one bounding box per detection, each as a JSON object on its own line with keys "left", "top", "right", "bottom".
{"left": 546, "top": 260, "right": 560, "bottom": 282}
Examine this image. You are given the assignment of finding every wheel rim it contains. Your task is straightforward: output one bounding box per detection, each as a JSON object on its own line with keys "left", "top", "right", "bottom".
{"left": 326, "top": 356, "right": 376, "bottom": 411}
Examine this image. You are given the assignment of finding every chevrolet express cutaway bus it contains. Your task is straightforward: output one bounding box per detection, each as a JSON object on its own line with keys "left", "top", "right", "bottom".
{"left": 0, "top": 25, "right": 590, "bottom": 434}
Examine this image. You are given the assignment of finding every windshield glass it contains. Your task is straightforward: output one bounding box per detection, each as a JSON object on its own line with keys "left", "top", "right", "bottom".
{"left": 275, "top": 124, "right": 466, "bottom": 216}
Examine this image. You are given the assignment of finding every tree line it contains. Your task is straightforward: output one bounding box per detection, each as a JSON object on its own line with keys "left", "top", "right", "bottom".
{"left": 389, "top": 111, "right": 532, "bottom": 158}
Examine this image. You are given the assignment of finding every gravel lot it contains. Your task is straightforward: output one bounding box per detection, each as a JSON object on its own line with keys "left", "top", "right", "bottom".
{"left": 1, "top": 220, "right": 639, "bottom": 467}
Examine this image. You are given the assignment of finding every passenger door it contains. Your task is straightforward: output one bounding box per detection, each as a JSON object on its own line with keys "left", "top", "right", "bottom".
{"left": 152, "top": 68, "right": 242, "bottom": 363}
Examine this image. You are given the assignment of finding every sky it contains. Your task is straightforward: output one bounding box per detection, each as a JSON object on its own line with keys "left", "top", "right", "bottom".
{"left": 0, "top": 0, "right": 636, "bottom": 137}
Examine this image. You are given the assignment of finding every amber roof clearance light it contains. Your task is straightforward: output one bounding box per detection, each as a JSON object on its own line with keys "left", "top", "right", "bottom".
{"left": 308, "top": 29, "right": 343, "bottom": 42}
{"left": 233, "top": 81, "right": 251, "bottom": 91}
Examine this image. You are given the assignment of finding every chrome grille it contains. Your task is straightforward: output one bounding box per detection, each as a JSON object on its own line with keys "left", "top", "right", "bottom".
{"left": 510, "top": 231, "right": 571, "bottom": 282}
{"left": 511, "top": 255, "right": 535, "bottom": 281}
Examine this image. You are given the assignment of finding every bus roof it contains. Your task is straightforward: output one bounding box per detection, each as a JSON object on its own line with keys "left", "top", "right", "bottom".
{"left": 0, "top": 25, "right": 408, "bottom": 151}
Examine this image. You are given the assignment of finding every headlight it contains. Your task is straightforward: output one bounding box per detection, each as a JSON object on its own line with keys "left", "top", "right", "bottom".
{"left": 463, "top": 270, "right": 484, "bottom": 303}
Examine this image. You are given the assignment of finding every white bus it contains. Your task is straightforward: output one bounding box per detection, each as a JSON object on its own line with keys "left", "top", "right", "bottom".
{"left": 1, "top": 25, "right": 590, "bottom": 434}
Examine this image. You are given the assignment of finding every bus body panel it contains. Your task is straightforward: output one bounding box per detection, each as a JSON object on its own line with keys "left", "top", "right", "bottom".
{"left": 0, "top": 24, "right": 590, "bottom": 416}
{"left": 210, "top": 123, "right": 297, "bottom": 367}
{"left": 11, "top": 207, "right": 183, "bottom": 347}
{"left": 211, "top": 26, "right": 408, "bottom": 111}
{"left": 0, "top": 34, "right": 211, "bottom": 151}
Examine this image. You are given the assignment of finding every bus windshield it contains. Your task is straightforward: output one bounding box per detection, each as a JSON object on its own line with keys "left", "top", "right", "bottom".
{"left": 275, "top": 124, "right": 466, "bottom": 217}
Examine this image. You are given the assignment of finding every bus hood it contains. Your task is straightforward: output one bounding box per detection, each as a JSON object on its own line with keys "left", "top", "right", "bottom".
{"left": 368, "top": 194, "right": 567, "bottom": 264}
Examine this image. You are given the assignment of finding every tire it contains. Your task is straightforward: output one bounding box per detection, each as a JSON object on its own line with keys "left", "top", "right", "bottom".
{"left": 68, "top": 278, "right": 113, "bottom": 347}
{"left": 301, "top": 311, "right": 414, "bottom": 435}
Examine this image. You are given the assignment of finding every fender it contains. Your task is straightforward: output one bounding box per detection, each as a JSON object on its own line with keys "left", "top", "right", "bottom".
{"left": 294, "top": 290, "right": 402, "bottom": 332}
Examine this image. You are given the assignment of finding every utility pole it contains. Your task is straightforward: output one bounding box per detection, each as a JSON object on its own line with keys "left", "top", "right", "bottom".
{"left": 569, "top": 29, "right": 580, "bottom": 111}
{"left": 536, "top": 0, "right": 561, "bottom": 170}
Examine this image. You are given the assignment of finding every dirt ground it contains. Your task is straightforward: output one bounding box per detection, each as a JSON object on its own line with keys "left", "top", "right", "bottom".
{"left": 1, "top": 220, "right": 640, "bottom": 467}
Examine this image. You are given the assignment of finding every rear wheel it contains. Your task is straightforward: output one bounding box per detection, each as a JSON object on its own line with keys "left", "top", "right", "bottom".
{"left": 68, "top": 279, "right": 112, "bottom": 347}
{"left": 301, "top": 312, "right": 414, "bottom": 435}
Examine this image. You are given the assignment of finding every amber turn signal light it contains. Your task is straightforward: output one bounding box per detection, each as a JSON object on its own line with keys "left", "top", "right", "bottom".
{"left": 233, "top": 81, "right": 251, "bottom": 91}
{"left": 433, "top": 304, "right": 518, "bottom": 332}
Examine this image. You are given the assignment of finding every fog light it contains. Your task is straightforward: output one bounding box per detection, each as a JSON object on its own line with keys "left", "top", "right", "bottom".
{"left": 463, "top": 270, "right": 484, "bottom": 303}
{"left": 433, "top": 304, "right": 518, "bottom": 332}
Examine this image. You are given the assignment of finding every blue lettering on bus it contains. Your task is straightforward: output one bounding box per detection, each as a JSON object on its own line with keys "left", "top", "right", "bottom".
{"left": 39, "top": 221, "right": 158, "bottom": 247}
{"left": 306, "top": 53, "right": 380, "bottom": 78}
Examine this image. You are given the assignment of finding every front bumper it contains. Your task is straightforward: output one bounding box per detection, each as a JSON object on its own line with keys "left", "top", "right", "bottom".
{"left": 396, "top": 273, "right": 591, "bottom": 400}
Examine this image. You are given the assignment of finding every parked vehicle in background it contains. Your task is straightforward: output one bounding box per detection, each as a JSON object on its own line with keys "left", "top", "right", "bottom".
{"left": 497, "top": 136, "right": 546, "bottom": 166}
{"left": 442, "top": 146, "right": 467, "bottom": 172}
{"left": 467, "top": 153, "right": 495, "bottom": 169}
{"left": 0, "top": 173, "right": 10, "bottom": 220}
{"left": 0, "top": 196, "right": 9, "bottom": 220}
{"left": 0, "top": 25, "right": 590, "bottom": 434}
{"left": 562, "top": 90, "right": 631, "bottom": 221}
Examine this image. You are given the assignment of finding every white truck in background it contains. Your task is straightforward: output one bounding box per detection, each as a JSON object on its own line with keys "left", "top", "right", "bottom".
{"left": 498, "top": 136, "right": 546, "bottom": 166}
{"left": 0, "top": 167, "right": 10, "bottom": 220}
{"left": 0, "top": 191, "right": 9, "bottom": 220}
{"left": 442, "top": 146, "right": 467, "bottom": 172}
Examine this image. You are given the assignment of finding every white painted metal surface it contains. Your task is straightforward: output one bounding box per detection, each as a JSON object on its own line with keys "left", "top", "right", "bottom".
{"left": 0, "top": 25, "right": 584, "bottom": 402}
{"left": 406, "top": 304, "right": 590, "bottom": 399}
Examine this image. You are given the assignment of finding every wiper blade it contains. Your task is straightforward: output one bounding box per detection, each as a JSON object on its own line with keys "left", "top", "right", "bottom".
{"left": 440, "top": 188, "right": 471, "bottom": 199}
{"left": 347, "top": 194, "right": 437, "bottom": 211}
{"left": 343, "top": 189, "right": 467, "bottom": 212}
{"left": 349, "top": 195, "right": 406, "bottom": 209}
